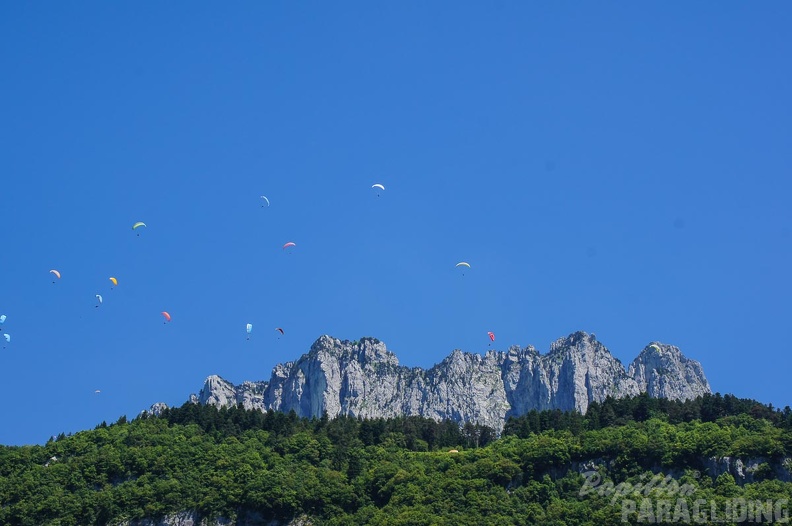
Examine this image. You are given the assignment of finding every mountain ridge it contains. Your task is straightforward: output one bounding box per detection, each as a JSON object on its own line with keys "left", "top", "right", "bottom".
{"left": 181, "top": 331, "right": 710, "bottom": 431}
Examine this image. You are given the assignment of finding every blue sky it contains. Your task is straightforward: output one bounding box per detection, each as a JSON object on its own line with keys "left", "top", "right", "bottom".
{"left": 1, "top": 2, "right": 790, "bottom": 445}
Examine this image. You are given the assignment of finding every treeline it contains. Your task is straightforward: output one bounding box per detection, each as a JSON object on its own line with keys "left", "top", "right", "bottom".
{"left": 154, "top": 403, "right": 497, "bottom": 451}
{"left": 504, "top": 392, "right": 792, "bottom": 438}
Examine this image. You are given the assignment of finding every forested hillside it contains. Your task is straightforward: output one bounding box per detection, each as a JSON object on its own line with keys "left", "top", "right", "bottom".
{"left": 1, "top": 393, "right": 791, "bottom": 525}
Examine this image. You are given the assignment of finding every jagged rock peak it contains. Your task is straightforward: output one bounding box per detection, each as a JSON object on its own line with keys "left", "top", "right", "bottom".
{"left": 628, "top": 341, "right": 711, "bottom": 401}
{"left": 548, "top": 331, "right": 606, "bottom": 355}
{"left": 308, "top": 335, "right": 398, "bottom": 366}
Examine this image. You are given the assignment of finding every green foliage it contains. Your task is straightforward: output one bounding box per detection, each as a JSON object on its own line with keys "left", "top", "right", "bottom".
{"left": 0, "top": 395, "right": 791, "bottom": 525}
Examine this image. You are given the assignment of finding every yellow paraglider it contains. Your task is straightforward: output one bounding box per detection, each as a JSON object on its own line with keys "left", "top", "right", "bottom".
{"left": 109, "top": 277, "right": 118, "bottom": 287}
{"left": 132, "top": 222, "right": 146, "bottom": 236}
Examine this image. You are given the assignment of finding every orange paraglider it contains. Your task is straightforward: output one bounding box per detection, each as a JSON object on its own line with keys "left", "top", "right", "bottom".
{"left": 161, "top": 311, "right": 172, "bottom": 323}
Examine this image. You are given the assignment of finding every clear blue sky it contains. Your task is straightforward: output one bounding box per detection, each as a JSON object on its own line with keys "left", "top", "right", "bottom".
{"left": 1, "top": 2, "right": 790, "bottom": 445}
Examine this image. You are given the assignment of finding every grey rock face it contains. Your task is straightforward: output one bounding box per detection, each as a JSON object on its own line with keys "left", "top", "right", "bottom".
{"left": 628, "top": 342, "right": 711, "bottom": 400}
{"left": 190, "top": 332, "right": 710, "bottom": 431}
{"left": 704, "top": 456, "right": 792, "bottom": 484}
{"left": 145, "top": 402, "right": 168, "bottom": 417}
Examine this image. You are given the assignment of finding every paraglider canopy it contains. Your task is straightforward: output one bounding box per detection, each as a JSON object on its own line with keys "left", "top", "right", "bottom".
{"left": 0, "top": 314, "right": 5, "bottom": 324}
{"left": 487, "top": 331, "right": 495, "bottom": 342}
{"left": 161, "top": 311, "right": 172, "bottom": 323}
{"left": 456, "top": 262, "right": 471, "bottom": 268}
{"left": 371, "top": 183, "right": 385, "bottom": 197}
{"left": 95, "top": 294, "right": 103, "bottom": 307}
{"left": 109, "top": 277, "right": 118, "bottom": 287}
{"left": 3, "top": 334, "right": 10, "bottom": 343}
{"left": 49, "top": 269, "right": 61, "bottom": 279}
{"left": 246, "top": 323, "right": 253, "bottom": 333}
{"left": 282, "top": 242, "right": 296, "bottom": 250}
{"left": 275, "top": 327, "right": 284, "bottom": 335}
{"left": 133, "top": 222, "right": 146, "bottom": 236}
{"left": 260, "top": 196, "right": 270, "bottom": 207}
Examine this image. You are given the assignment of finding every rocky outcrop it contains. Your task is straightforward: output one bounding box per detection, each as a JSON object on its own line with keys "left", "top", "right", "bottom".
{"left": 145, "top": 402, "right": 168, "bottom": 417}
{"left": 629, "top": 342, "right": 711, "bottom": 400}
{"left": 190, "top": 332, "right": 710, "bottom": 431}
{"left": 703, "top": 456, "right": 792, "bottom": 484}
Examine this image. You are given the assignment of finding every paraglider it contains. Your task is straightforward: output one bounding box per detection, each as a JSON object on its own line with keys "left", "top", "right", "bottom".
{"left": 487, "top": 332, "right": 495, "bottom": 346}
{"left": 456, "top": 261, "right": 471, "bottom": 276}
{"left": 109, "top": 277, "right": 118, "bottom": 288}
{"left": 371, "top": 183, "right": 385, "bottom": 197}
{"left": 50, "top": 269, "right": 61, "bottom": 283}
{"left": 282, "top": 242, "right": 296, "bottom": 250}
{"left": 649, "top": 344, "right": 662, "bottom": 353}
{"left": 260, "top": 196, "right": 270, "bottom": 207}
{"left": 246, "top": 323, "right": 253, "bottom": 340}
{"left": 94, "top": 390, "right": 101, "bottom": 394}
{"left": 161, "top": 311, "right": 171, "bottom": 323}
{"left": 275, "top": 327, "right": 284, "bottom": 338}
{"left": 132, "top": 222, "right": 146, "bottom": 236}
{"left": 95, "top": 294, "right": 103, "bottom": 307}
{"left": 3, "top": 333, "right": 10, "bottom": 346}
{"left": 0, "top": 314, "right": 5, "bottom": 329}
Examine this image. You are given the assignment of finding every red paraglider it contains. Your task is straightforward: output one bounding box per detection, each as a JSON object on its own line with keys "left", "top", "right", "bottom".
{"left": 161, "top": 311, "right": 172, "bottom": 323}
{"left": 487, "top": 331, "right": 495, "bottom": 342}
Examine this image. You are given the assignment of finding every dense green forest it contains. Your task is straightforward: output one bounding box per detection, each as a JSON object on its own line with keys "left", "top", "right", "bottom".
{"left": 1, "top": 393, "right": 792, "bottom": 525}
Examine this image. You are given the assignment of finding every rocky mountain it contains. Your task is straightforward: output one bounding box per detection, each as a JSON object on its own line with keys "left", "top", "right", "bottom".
{"left": 184, "top": 331, "right": 710, "bottom": 431}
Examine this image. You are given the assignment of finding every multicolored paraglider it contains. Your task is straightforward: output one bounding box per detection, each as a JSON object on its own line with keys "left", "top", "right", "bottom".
{"left": 246, "top": 323, "right": 253, "bottom": 340}
{"left": 282, "top": 242, "right": 296, "bottom": 251}
{"left": 132, "top": 222, "right": 146, "bottom": 236}
{"left": 50, "top": 269, "right": 61, "bottom": 283}
{"left": 161, "top": 311, "right": 172, "bottom": 323}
